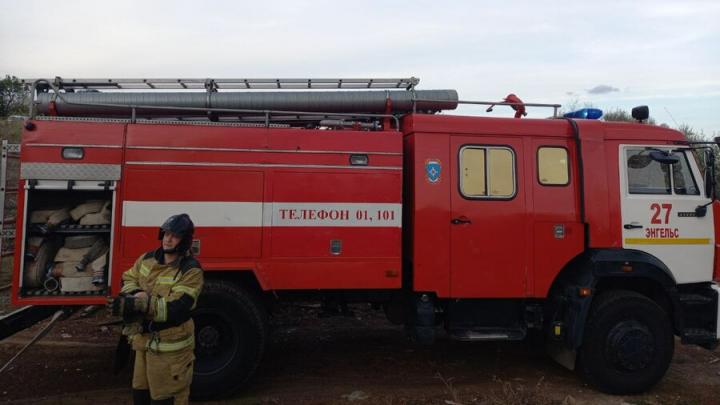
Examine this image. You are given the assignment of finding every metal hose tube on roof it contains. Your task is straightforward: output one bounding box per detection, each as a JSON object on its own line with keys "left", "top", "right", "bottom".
{"left": 35, "top": 90, "right": 458, "bottom": 117}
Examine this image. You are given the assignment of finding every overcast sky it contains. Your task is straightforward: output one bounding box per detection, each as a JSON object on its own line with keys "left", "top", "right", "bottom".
{"left": 1, "top": 0, "right": 718, "bottom": 135}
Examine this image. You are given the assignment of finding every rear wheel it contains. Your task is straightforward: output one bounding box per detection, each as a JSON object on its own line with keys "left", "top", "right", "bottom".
{"left": 579, "top": 290, "right": 674, "bottom": 394}
{"left": 190, "top": 280, "right": 268, "bottom": 400}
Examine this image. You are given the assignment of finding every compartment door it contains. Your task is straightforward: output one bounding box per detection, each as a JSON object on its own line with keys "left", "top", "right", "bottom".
{"left": 449, "top": 137, "right": 527, "bottom": 298}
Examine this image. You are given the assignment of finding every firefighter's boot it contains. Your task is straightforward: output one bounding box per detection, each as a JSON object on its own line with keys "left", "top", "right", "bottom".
{"left": 132, "top": 389, "right": 151, "bottom": 405}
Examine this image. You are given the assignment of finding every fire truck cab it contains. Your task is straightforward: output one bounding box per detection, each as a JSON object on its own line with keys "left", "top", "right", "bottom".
{"left": 405, "top": 113, "right": 720, "bottom": 393}
{"left": 3, "top": 77, "right": 719, "bottom": 398}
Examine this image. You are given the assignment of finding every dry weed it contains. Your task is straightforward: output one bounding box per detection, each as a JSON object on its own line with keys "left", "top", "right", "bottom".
{"left": 480, "top": 376, "right": 559, "bottom": 405}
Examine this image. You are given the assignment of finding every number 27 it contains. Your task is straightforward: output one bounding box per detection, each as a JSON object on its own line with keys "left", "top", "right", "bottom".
{"left": 650, "top": 203, "right": 672, "bottom": 224}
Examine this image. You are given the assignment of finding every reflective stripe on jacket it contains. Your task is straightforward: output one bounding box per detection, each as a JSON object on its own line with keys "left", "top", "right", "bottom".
{"left": 121, "top": 248, "right": 203, "bottom": 352}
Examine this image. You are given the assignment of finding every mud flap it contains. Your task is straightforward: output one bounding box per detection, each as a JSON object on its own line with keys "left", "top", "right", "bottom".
{"left": 546, "top": 339, "right": 576, "bottom": 370}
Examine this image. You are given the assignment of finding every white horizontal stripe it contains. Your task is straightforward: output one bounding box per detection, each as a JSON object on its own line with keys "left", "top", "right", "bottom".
{"left": 122, "top": 201, "right": 401, "bottom": 228}
{"left": 126, "top": 161, "right": 402, "bottom": 170}
{"left": 122, "top": 201, "right": 263, "bottom": 227}
{"left": 128, "top": 145, "right": 402, "bottom": 156}
{"left": 264, "top": 203, "right": 401, "bottom": 227}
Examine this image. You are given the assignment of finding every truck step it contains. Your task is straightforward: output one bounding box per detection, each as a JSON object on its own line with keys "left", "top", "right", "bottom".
{"left": 679, "top": 293, "right": 714, "bottom": 305}
{"left": 449, "top": 327, "right": 526, "bottom": 342}
{"left": 681, "top": 328, "right": 718, "bottom": 345}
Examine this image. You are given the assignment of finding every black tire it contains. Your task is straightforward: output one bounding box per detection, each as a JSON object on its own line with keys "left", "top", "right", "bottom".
{"left": 579, "top": 290, "right": 674, "bottom": 394}
{"left": 190, "top": 279, "right": 268, "bottom": 400}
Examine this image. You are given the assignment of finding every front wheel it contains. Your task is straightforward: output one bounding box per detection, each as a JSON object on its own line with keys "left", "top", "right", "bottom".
{"left": 190, "top": 280, "right": 268, "bottom": 400}
{"left": 579, "top": 290, "right": 674, "bottom": 394}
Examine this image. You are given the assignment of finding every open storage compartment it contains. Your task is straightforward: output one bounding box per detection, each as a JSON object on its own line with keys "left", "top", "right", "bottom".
{"left": 20, "top": 180, "right": 115, "bottom": 297}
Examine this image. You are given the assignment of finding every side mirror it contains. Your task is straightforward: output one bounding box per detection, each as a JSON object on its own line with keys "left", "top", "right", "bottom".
{"left": 705, "top": 149, "right": 715, "bottom": 199}
{"left": 631, "top": 106, "right": 650, "bottom": 122}
{"left": 649, "top": 150, "right": 679, "bottom": 165}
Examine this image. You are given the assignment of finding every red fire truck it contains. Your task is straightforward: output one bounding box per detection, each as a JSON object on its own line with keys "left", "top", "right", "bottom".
{"left": 1, "top": 77, "right": 718, "bottom": 398}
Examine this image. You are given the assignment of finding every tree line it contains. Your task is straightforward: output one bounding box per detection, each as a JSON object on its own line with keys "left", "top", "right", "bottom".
{"left": 0, "top": 76, "right": 25, "bottom": 142}
{"left": 0, "top": 76, "right": 26, "bottom": 118}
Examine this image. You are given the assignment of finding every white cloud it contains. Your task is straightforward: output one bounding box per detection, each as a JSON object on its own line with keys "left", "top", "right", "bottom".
{"left": 587, "top": 85, "right": 620, "bottom": 95}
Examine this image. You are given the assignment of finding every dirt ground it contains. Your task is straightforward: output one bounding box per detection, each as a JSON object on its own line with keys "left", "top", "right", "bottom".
{"left": 1, "top": 297, "right": 719, "bottom": 405}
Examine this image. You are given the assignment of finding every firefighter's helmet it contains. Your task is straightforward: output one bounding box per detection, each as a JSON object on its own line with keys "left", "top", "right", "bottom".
{"left": 158, "top": 213, "right": 195, "bottom": 254}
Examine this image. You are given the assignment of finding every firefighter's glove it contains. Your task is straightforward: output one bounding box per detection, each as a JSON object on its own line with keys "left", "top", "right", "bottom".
{"left": 109, "top": 294, "right": 149, "bottom": 321}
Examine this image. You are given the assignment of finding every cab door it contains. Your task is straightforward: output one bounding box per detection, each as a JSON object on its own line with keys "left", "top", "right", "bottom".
{"left": 449, "top": 137, "right": 526, "bottom": 298}
{"left": 619, "top": 145, "right": 715, "bottom": 283}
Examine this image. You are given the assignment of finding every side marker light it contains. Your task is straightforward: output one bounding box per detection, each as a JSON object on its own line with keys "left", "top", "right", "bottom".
{"left": 350, "top": 154, "right": 369, "bottom": 166}
{"left": 62, "top": 147, "right": 84, "bottom": 160}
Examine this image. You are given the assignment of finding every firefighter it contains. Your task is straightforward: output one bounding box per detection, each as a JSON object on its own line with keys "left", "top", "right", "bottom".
{"left": 111, "top": 213, "right": 203, "bottom": 405}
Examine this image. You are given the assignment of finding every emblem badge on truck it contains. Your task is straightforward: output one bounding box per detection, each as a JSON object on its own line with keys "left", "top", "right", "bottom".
{"left": 425, "top": 159, "right": 442, "bottom": 183}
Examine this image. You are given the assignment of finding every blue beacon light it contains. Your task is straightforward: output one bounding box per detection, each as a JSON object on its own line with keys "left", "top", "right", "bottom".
{"left": 563, "top": 108, "right": 603, "bottom": 119}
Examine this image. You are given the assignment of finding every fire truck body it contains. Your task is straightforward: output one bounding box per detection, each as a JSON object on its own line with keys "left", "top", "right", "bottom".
{"left": 4, "top": 77, "right": 720, "bottom": 397}
{"left": 16, "top": 120, "right": 404, "bottom": 296}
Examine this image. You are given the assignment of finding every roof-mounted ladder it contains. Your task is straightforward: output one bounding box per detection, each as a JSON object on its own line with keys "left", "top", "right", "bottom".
{"left": 22, "top": 77, "right": 420, "bottom": 92}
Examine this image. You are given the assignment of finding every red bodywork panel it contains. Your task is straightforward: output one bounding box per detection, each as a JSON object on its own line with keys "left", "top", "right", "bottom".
{"left": 403, "top": 115, "right": 585, "bottom": 298}
{"left": 11, "top": 114, "right": 694, "bottom": 306}
{"left": 13, "top": 121, "right": 403, "bottom": 305}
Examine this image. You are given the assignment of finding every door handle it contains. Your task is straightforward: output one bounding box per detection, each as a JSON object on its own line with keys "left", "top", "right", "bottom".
{"left": 623, "top": 223, "right": 643, "bottom": 229}
{"left": 451, "top": 216, "right": 472, "bottom": 225}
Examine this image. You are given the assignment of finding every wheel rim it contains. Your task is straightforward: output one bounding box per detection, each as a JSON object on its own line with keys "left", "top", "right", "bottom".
{"left": 193, "top": 310, "right": 241, "bottom": 376}
{"left": 604, "top": 320, "right": 655, "bottom": 371}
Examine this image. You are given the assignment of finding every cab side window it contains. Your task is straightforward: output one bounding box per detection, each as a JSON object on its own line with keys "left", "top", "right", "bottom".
{"left": 626, "top": 148, "right": 699, "bottom": 195}
{"left": 671, "top": 152, "right": 700, "bottom": 195}
{"left": 460, "top": 146, "right": 515, "bottom": 198}
{"left": 537, "top": 147, "right": 569, "bottom": 186}
{"left": 626, "top": 149, "right": 671, "bottom": 194}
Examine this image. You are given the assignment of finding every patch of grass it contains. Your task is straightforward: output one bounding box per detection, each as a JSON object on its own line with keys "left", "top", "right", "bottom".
{"left": 434, "top": 372, "right": 560, "bottom": 405}
{"left": 436, "top": 371, "right": 462, "bottom": 404}
{"left": 481, "top": 376, "right": 559, "bottom": 405}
